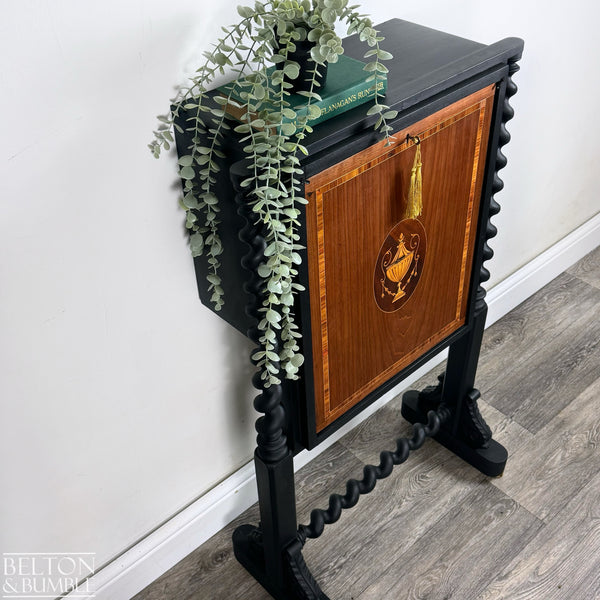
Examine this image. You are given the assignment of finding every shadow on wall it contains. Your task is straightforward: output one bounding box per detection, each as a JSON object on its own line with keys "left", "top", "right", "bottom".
{"left": 221, "top": 313, "right": 257, "bottom": 450}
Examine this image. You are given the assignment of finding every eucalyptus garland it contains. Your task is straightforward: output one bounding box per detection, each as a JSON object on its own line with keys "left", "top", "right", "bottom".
{"left": 150, "top": 0, "right": 397, "bottom": 387}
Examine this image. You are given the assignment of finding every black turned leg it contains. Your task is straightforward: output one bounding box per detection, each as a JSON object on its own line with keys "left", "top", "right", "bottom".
{"left": 233, "top": 449, "right": 322, "bottom": 599}
{"left": 233, "top": 448, "right": 297, "bottom": 592}
{"left": 401, "top": 55, "right": 521, "bottom": 478}
{"left": 232, "top": 168, "right": 328, "bottom": 600}
{"left": 232, "top": 390, "right": 329, "bottom": 600}
{"left": 401, "top": 307, "right": 507, "bottom": 478}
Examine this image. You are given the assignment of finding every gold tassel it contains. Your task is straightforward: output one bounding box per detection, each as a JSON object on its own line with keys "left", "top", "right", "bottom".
{"left": 405, "top": 138, "right": 423, "bottom": 220}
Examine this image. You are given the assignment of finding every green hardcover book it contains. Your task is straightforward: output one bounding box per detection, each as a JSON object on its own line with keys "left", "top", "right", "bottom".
{"left": 219, "top": 54, "right": 387, "bottom": 128}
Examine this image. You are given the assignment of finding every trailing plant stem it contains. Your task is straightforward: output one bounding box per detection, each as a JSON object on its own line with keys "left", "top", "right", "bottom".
{"left": 152, "top": 0, "right": 396, "bottom": 383}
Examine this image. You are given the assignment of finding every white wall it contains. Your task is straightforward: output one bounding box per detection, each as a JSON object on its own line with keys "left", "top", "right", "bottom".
{"left": 1, "top": 0, "right": 599, "bottom": 579}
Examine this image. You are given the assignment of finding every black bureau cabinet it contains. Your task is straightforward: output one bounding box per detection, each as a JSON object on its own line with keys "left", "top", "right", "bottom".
{"left": 175, "top": 19, "right": 523, "bottom": 600}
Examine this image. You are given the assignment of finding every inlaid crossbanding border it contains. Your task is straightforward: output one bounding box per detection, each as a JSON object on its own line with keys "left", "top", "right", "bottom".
{"left": 305, "top": 85, "right": 496, "bottom": 431}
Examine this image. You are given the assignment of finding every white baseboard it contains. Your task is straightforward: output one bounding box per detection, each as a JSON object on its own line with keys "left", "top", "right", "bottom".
{"left": 72, "top": 213, "right": 600, "bottom": 600}
{"left": 486, "top": 213, "right": 600, "bottom": 327}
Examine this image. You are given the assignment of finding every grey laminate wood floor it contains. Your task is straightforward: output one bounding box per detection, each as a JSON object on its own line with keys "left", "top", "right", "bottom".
{"left": 134, "top": 246, "right": 600, "bottom": 600}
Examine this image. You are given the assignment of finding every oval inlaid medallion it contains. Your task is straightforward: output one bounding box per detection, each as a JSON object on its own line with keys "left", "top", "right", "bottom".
{"left": 373, "top": 218, "right": 427, "bottom": 313}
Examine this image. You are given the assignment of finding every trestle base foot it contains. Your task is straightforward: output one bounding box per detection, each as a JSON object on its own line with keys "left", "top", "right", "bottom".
{"left": 233, "top": 525, "right": 329, "bottom": 600}
{"left": 401, "top": 390, "right": 507, "bottom": 477}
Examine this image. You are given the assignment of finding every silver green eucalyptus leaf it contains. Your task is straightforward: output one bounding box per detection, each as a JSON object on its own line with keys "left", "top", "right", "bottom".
{"left": 189, "top": 232, "right": 204, "bottom": 256}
